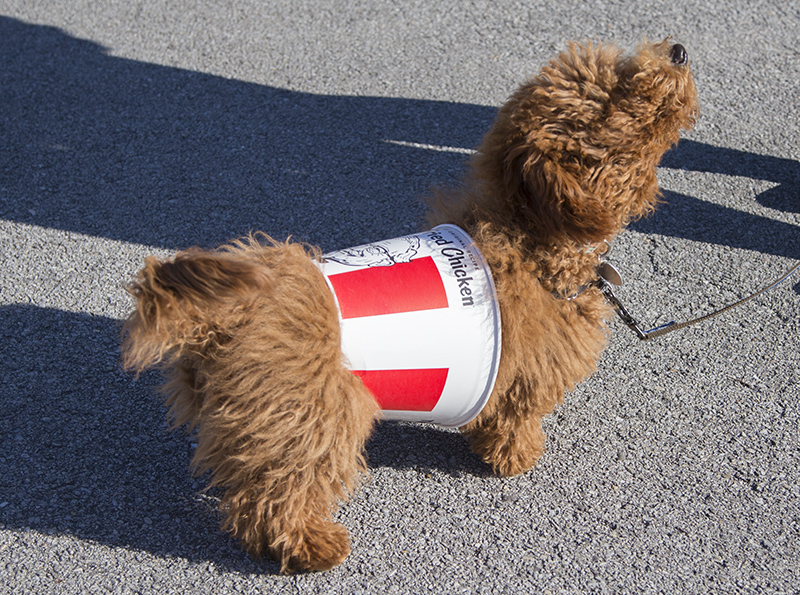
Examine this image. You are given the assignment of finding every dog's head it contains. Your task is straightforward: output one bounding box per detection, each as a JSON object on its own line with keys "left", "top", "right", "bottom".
{"left": 477, "top": 38, "right": 698, "bottom": 245}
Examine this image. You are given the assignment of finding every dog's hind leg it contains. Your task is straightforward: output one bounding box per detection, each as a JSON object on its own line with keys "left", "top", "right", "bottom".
{"left": 123, "top": 239, "right": 378, "bottom": 571}
{"left": 179, "top": 244, "right": 378, "bottom": 571}
{"left": 194, "top": 360, "right": 377, "bottom": 572}
{"left": 267, "top": 372, "right": 377, "bottom": 573}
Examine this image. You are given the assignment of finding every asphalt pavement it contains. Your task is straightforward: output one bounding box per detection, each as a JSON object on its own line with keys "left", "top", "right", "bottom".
{"left": 1, "top": 1, "right": 799, "bottom": 593}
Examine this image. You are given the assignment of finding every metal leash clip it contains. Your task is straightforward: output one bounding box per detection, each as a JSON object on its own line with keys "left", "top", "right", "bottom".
{"left": 596, "top": 277, "right": 675, "bottom": 341}
{"left": 596, "top": 260, "right": 800, "bottom": 341}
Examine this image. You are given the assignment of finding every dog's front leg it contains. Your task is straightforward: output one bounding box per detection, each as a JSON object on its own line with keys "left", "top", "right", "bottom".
{"left": 460, "top": 383, "right": 551, "bottom": 476}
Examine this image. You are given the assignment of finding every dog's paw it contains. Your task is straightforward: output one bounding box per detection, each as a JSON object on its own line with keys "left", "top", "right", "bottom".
{"left": 483, "top": 445, "right": 543, "bottom": 477}
{"left": 280, "top": 520, "right": 351, "bottom": 573}
{"left": 467, "top": 422, "right": 545, "bottom": 477}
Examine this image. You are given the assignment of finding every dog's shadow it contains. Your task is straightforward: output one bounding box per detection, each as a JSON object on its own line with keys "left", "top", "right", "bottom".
{"left": 635, "top": 140, "right": 800, "bottom": 265}
{"left": 366, "top": 423, "right": 490, "bottom": 477}
{"left": 0, "top": 305, "right": 273, "bottom": 572}
{"left": 3, "top": 15, "right": 800, "bottom": 576}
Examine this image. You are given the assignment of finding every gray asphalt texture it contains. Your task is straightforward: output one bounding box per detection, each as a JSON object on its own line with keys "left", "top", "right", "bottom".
{"left": 1, "top": 1, "right": 799, "bottom": 593}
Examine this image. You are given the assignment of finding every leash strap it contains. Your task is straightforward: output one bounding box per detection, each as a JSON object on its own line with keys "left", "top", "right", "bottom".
{"left": 600, "top": 261, "right": 800, "bottom": 341}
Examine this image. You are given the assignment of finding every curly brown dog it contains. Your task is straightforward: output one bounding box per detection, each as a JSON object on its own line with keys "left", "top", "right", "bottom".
{"left": 122, "top": 39, "right": 698, "bottom": 572}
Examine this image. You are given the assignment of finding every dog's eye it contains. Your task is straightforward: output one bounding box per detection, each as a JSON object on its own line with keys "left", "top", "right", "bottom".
{"left": 670, "top": 44, "right": 688, "bottom": 66}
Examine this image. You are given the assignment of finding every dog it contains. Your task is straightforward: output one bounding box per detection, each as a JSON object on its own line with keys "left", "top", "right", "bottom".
{"left": 121, "top": 38, "right": 698, "bottom": 572}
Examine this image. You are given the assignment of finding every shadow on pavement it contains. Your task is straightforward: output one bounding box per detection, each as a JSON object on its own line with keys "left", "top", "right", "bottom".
{"left": 0, "top": 304, "right": 487, "bottom": 574}
{"left": 2, "top": 16, "right": 797, "bottom": 255}
{"left": 0, "top": 16, "right": 492, "bottom": 251}
{"left": 633, "top": 140, "right": 800, "bottom": 261}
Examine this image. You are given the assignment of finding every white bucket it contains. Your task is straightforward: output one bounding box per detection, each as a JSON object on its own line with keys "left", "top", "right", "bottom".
{"left": 316, "top": 224, "right": 501, "bottom": 427}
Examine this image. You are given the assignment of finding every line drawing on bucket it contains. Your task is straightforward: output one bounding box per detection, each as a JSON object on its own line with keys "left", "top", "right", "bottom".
{"left": 316, "top": 224, "right": 502, "bottom": 427}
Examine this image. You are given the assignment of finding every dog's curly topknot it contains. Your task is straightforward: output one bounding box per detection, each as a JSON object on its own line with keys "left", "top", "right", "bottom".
{"left": 431, "top": 38, "right": 697, "bottom": 248}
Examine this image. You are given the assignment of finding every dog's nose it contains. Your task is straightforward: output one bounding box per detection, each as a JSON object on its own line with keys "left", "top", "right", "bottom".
{"left": 670, "top": 44, "right": 688, "bottom": 66}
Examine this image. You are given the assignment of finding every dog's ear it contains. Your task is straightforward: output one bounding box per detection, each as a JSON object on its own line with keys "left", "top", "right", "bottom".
{"left": 508, "top": 146, "right": 621, "bottom": 244}
{"left": 488, "top": 42, "right": 631, "bottom": 244}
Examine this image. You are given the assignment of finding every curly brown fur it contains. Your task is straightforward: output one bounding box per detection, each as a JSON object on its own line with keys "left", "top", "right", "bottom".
{"left": 122, "top": 38, "right": 697, "bottom": 571}
{"left": 122, "top": 236, "right": 378, "bottom": 572}
{"left": 429, "top": 38, "right": 697, "bottom": 474}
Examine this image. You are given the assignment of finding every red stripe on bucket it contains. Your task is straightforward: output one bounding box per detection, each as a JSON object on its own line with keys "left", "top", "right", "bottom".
{"left": 352, "top": 368, "right": 449, "bottom": 412}
{"left": 327, "top": 257, "right": 448, "bottom": 319}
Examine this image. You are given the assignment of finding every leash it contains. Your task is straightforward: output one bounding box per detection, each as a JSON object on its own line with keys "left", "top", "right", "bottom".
{"left": 597, "top": 260, "right": 800, "bottom": 341}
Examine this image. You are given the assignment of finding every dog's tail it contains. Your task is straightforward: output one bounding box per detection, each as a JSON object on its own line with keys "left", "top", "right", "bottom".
{"left": 121, "top": 247, "right": 273, "bottom": 374}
